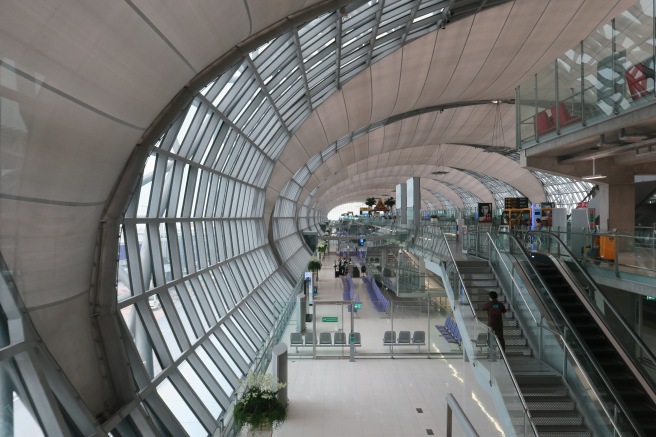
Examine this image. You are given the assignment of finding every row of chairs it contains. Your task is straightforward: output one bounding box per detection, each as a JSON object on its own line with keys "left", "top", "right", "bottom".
{"left": 362, "top": 276, "right": 389, "bottom": 312}
{"left": 383, "top": 330, "right": 425, "bottom": 351}
{"left": 436, "top": 317, "right": 462, "bottom": 346}
{"left": 290, "top": 332, "right": 361, "bottom": 351}
{"left": 341, "top": 275, "right": 361, "bottom": 312}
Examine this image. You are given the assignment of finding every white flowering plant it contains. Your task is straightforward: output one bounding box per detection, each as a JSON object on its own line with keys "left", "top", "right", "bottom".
{"left": 234, "top": 372, "right": 287, "bottom": 431}
{"left": 307, "top": 256, "right": 322, "bottom": 272}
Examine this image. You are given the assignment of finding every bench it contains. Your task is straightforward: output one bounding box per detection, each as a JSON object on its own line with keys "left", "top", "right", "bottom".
{"left": 290, "top": 331, "right": 361, "bottom": 351}
{"left": 383, "top": 330, "right": 426, "bottom": 351}
{"left": 436, "top": 317, "right": 462, "bottom": 347}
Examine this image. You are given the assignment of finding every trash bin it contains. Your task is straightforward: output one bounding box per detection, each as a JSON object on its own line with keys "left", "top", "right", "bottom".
{"left": 599, "top": 236, "right": 615, "bottom": 260}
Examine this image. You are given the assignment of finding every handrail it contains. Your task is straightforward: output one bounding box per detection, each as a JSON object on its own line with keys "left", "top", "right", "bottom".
{"left": 466, "top": 230, "right": 631, "bottom": 436}
{"left": 441, "top": 231, "right": 540, "bottom": 436}
{"left": 441, "top": 232, "right": 477, "bottom": 320}
{"left": 445, "top": 393, "right": 479, "bottom": 437}
{"left": 490, "top": 334, "right": 540, "bottom": 436}
{"left": 486, "top": 233, "right": 541, "bottom": 326}
{"left": 532, "top": 230, "right": 656, "bottom": 371}
{"left": 511, "top": 232, "right": 644, "bottom": 435}
{"left": 560, "top": 333, "right": 624, "bottom": 437}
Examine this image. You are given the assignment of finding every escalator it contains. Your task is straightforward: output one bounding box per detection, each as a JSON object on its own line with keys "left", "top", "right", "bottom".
{"left": 531, "top": 252, "right": 656, "bottom": 436}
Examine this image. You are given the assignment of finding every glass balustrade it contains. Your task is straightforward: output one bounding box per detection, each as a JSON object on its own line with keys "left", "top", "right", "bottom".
{"left": 517, "top": 1, "right": 656, "bottom": 147}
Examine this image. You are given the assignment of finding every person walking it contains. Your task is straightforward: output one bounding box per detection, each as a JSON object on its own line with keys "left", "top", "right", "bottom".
{"left": 482, "top": 291, "right": 507, "bottom": 352}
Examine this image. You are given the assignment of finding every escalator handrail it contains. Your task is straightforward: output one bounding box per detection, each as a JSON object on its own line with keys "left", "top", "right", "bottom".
{"left": 501, "top": 233, "right": 644, "bottom": 436}
{"left": 530, "top": 230, "right": 656, "bottom": 372}
{"left": 486, "top": 233, "right": 542, "bottom": 326}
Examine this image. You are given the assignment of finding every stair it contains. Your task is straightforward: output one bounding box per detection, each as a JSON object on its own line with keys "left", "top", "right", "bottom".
{"left": 457, "top": 260, "right": 593, "bottom": 436}
{"left": 457, "top": 260, "right": 531, "bottom": 357}
{"left": 514, "top": 374, "right": 591, "bottom": 437}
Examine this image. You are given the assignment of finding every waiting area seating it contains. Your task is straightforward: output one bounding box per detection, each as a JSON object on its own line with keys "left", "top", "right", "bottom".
{"left": 362, "top": 276, "right": 389, "bottom": 312}
{"left": 341, "top": 275, "right": 361, "bottom": 313}
{"left": 290, "top": 331, "right": 361, "bottom": 351}
{"left": 382, "top": 330, "right": 426, "bottom": 351}
{"left": 436, "top": 317, "right": 462, "bottom": 347}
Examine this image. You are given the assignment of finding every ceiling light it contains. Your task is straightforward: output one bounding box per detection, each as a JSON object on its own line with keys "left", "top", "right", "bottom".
{"left": 491, "top": 99, "right": 502, "bottom": 104}
{"left": 431, "top": 170, "right": 449, "bottom": 175}
{"left": 582, "top": 158, "right": 606, "bottom": 180}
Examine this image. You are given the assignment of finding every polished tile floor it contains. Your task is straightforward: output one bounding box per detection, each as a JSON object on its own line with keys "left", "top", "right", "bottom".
{"left": 274, "top": 357, "right": 505, "bottom": 437}
{"left": 273, "top": 252, "right": 505, "bottom": 436}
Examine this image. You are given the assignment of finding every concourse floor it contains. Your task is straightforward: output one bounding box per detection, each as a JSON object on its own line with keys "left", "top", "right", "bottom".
{"left": 273, "top": 252, "right": 505, "bottom": 436}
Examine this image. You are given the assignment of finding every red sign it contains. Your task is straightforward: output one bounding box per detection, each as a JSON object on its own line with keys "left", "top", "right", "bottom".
{"left": 577, "top": 201, "right": 588, "bottom": 208}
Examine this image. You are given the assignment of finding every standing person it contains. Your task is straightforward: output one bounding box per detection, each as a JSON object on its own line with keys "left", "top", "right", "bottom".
{"left": 481, "top": 291, "right": 507, "bottom": 352}
{"left": 535, "top": 218, "right": 543, "bottom": 247}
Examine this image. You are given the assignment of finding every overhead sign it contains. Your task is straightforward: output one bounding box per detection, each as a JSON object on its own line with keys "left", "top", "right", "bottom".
{"left": 322, "top": 316, "right": 338, "bottom": 322}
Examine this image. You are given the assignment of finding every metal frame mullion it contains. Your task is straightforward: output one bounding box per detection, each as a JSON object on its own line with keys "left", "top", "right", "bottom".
{"left": 222, "top": 140, "right": 246, "bottom": 177}
{"left": 233, "top": 309, "right": 264, "bottom": 347}
{"left": 239, "top": 151, "right": 261, "bottom": 185}
{"left": 147, "top": 222, "right": 166, "bottom": 287}
{"left": 178, "top": 102, "right": 207, "bottom": 158}
{"left": 201, "top": 340, "right": 240, "bottom": 392}
{"left": 157, "top": 111, "right": 185, "bottom": 152}
{"left": 167, "top": 371, "right": 216, "bottom": 433}
{"left": 239, "top": 301, "right": 268, "bottom": 339}
{"left": 213, "top": 329, "right": 249, "bottom": 374}
{"left": 136, "top": 300, "right": 173, "bottom": 367}
{"left": 143, "top": 392, "right": 188, "bottom": 437}
{"left": 233, "top": 89, "right": 266, "bottom": 131}
{"left": 197, "top": 273, "right": 220, "bottom": 322}
{"left": 222, "top": 262, "right": 243, "bottom": 302}
{"left": 157, "top": 289, "right": 192, "bottom": 350}
{"left": 187, "top": 354, "right": 231, "bottom": 410}
{"left": 208, "top": 269, "right": 230, "bottom": 318}
{"left": 203, "top": 221, "right": 217, "bottom": 266}
{"left": 193, "top": 221, "right": 208, "bottom": 269}
{"left": 174, "top": 281, "right": 206, "bottom": 338}
{"left": 14, "top": 351, "right": 72, "bottom": 436}
{"left": 190, "top": 109, "right": 220, "bottom": 162}
{"left": 188, "top": 276, "right": 217, "bottom": 327}
{"left": 221, "top": 179, "right": 236, "bottom": 219}
{"left": 245, "top": 57, "right": 292, "bottom": 135}
{"left": 124, "top": 223, "right": 145, "bottom": 294}
{"left": 193, "top": 170, "right": 210, "bottom": 218}
{"left": 247, "top": 294, "right": 274, "bottom": 329}
{"left": 220, "top": 69, "right": 255, "bottom": 115}
{"left": 164, "top": 159, "right": 185, "bottom": 218}
{"left": 196, "top": 94, "right": 276, "bottom": 166}
{"left": 118, "top": 318, "right": 151, "bottom": 389}
{"left": 222, "top": 319, "right": 257, "bottom": 360}
{"left": 180, "top": 166, "right": 198, "bottom": 218}
{"left": 147, "top": 153, "right": 168, "bottom": 217}
{"left": 127, "top": 404, "right": 160, "bottom": 436}
{"left": 228, "top": 145, "right": 250, "bottom": 184}
{"left": 165, "top": 223, "right": 183, "bottom": 280}
{"left": 203, "top": 173, "right": 219, "bottom": 218}
{"left": 182, "top": 222, "right": 198, "bottom": 274}
{"left": 203, "top": 121, "right": 229, "bottom": 168}
{"left": 268, "top": 60, "right": 301, "bottom": 102}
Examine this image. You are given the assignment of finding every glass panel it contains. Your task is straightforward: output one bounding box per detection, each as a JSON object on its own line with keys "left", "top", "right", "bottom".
{"left": 156, "top": 377, "right": 205, "bottom": 436}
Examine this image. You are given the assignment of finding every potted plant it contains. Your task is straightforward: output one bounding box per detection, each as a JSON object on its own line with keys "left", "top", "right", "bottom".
{"left": 316, "top": 240, "right": 327, "bottom": 259}
{"left": 234, "top": 372, "right": 287, "bottom": 436}
{"left": 307, "top": 256, "right": 322, "bottom": 273}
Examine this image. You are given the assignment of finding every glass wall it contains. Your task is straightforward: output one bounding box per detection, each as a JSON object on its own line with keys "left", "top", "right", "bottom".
{"left": 518, "top": 1, "right": 656, "bottom": 146}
